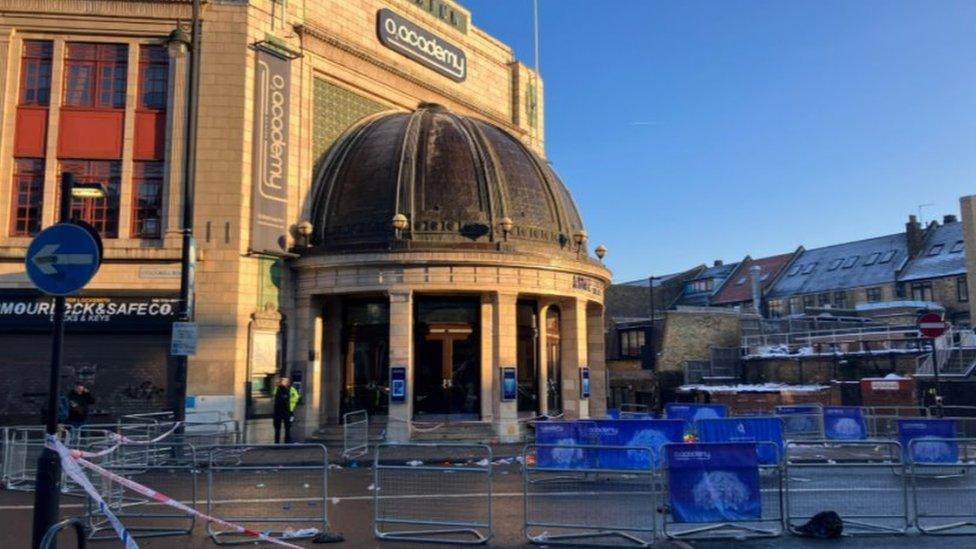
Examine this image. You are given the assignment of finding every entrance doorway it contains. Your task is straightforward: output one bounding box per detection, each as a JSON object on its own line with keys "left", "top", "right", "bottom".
{"left": 546, "top": 307, "right": 562, "bottom": 414}
{"left": 414, "top": 297, "right": 481, "bottom": 420}
{"left": 516, "top": 301, "right": 540, "bottom": 415}
{"left": 341, "top": 300, "right": 390, "bottom": 416}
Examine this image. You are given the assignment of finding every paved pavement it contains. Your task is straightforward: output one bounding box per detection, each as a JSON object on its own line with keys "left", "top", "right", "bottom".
{"left": 2, "top": 448, "right": 975, "bottom": 548}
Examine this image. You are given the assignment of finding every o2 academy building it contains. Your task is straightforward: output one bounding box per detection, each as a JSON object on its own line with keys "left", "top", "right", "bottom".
{"left": 0, "top": 0, "right": 610, "bottom": 441}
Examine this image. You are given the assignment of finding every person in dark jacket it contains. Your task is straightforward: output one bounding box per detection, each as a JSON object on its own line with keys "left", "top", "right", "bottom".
{"left": 66, "top": 383, "right": 95, "bottom": 428}
{"left": 273, "top": 377, "right": 300, "bottom": 443}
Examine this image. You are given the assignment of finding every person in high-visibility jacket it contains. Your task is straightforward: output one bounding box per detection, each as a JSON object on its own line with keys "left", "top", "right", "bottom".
{"left": 273, "top": 377, "right": 300, "bottom": 444}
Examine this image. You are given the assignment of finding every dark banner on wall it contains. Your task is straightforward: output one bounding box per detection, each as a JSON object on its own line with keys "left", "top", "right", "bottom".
{"left": 0, "top": 294, "right": 180, "bottom": 332}
{"left": 250, "top": 46, "right": 291, "bottom": 256}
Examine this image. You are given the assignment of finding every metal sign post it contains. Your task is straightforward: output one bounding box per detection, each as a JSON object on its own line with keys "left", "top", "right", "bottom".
{"left": 918, "top": 312, "right": 949, "bottom": 418}
{"left": 28, "top": 173, "right": 103, "bottom": 549}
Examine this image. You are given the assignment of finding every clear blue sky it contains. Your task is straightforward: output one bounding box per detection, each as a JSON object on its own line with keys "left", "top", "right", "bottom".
{"left": 461, "top": 0, "right": 976, "bottom": 283}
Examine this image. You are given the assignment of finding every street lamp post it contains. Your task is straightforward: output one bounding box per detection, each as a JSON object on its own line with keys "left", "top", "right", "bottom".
{"left": 31, "top": 173, "right": 106, "bottom": 548}
{"left": 167, "top": 0, "right": 202, "bottom": 424}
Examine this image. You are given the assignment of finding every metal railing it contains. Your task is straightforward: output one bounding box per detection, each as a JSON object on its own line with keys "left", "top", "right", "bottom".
{"left": 909, "top": 437, "right": 976, "bottom": 535}
{"left": 785, "top": 440, "right": 908, "bottom": 536}
{"left": 342, "top": 410, "right": 369, "bottom": 459}
{"left": 40, "top": 518, "right": 87, "bottom": 549}
{"left": 373, "top": 442, "right": 493, "bottom": 544}
{"left": 87, "top": 442, "right": 198, "bottom": 541}
{"left": 523, "top": 444, "right": 656, "bottom": 546}
{"left": 207, "top": 444, "right": 330, "bottom": 545}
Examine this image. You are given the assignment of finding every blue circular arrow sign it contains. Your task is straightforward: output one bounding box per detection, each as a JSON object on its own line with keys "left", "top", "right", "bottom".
{"left": 25, "top": 223, "right": 102, "bottom": 296}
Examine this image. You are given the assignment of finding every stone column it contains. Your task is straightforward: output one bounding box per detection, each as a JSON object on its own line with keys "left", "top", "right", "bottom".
{"left": 587, "top": 303, "right": 607, "bottom": 419}
{"left": 322, "top": 297, "right": 343, "bottom": 425}
{"left": 0, "top": 30, "right": 16, "bottom": 233}
{"left": 387, "top": 290, "right": 413, "bottom": 442}
{"left": 493, "top": 291, "right": 520, "bottom": 441}
{"left": 536, "top": 301, "right": 551, "bottom": 416}
{"left": 561, "top": 298, "right": 589, "bottom": 419}
{"left": 479, "top": 294, "right": 494, "bottom": 422}
{"left": 294, "top": 295, "right": 324, "bottom": 439}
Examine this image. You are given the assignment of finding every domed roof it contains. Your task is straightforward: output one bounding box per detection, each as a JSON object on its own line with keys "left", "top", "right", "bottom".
{"left": 309, "top": 103, "right": 588, "bottom": 257}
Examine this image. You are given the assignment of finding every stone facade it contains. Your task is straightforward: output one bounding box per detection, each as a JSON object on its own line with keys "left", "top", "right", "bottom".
{"left": 656, "top": 308, "right": 742, "bottom": 373}
{"left": 0, "top": 0, "right": 604, "bottom": 436}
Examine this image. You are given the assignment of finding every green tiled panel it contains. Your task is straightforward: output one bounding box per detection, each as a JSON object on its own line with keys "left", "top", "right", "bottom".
{"left": 312, "top": 79, "right": 387, "bottom": 174}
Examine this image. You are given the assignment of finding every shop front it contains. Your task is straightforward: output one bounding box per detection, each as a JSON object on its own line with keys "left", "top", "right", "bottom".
{"left": 0, "top": 293, "right": 179, "bottom": 423}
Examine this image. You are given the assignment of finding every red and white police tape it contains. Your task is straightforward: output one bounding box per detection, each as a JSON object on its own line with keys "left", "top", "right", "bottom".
{"left": 69, "top": 421, "right": 185, "bottom": 460}
{"left": 47, "top": 435, "right": 303, "bottom": 549}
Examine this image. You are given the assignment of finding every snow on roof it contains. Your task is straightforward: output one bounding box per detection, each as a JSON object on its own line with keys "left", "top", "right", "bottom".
{"left": 767, "top": 232, "right": 907, "bottom": 298}
{"left": 678, "top": 383, "right": 829, "bottom": 394}
{"left": 898, "top": 222, "right": 966, "bottom": 282}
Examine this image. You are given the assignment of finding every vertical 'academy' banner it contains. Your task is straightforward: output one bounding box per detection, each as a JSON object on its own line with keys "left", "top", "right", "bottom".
{"left": 667, "top": 443, "right": 761, "bottom": 523}
{"left": 823, "top": 406, "right": 867, "bottom": 440}
{"left": 897, "top": 419, "right": 958, "bottom": 463}
{"left": 251, "top": 47, "right": 291, "bottom": 255}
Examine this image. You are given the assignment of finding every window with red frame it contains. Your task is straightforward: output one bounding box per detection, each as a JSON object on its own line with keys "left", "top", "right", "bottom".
{"left": 132, "top": 161, "right": 163, "bottom": 239}
{"left": 20, "top": 41, "right": 53, "bottom": 106}
{"left": 138, "top": 45, "right": 168, "bottom": 111}
{"left": 11, "top": 159, "right": 45, "bottom": 236}
{"left": 63, "top": 43, "right": 127, "bottom": 109}
{"left": 59, "top": 160, "right": 121, "bottom": 237}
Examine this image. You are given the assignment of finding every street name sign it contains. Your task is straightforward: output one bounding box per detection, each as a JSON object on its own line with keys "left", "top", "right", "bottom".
{"left": 25, "top": 223, "right": 101, "bottom": 296}
{"left": 918, "top": 312, "right": 948, "bottom": 339}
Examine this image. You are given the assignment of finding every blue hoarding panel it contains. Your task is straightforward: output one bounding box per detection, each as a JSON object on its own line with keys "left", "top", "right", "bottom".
{"left": 667, "top": 443, "right": 761, "bottom": 523}
{"left": 823, "top": 406, "right": 867, "bottom": 440}
{"left": 665, "top": 404, "right": 727, "bottom": 431}
{"left": 535, "top": 422, "right": 590, "bottom": 469}
{"left": 607, "top": 408, "right": 620, "bottom": 419}
{"left": 775, "top": 405, "right": 821, "bottom": 436}
{"left": 580, "top": 419, "right": 685, "bottom": 469}
{"left": 696, "top": 417, "right": 783, "bottom": 464}
{"left": 897, "top": 419, "right": 958, "bottom": 464}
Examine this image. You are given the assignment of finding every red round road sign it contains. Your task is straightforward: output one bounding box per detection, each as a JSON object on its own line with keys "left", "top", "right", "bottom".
{"left": 918, "top": 312, "right": 948, "bottom": 338}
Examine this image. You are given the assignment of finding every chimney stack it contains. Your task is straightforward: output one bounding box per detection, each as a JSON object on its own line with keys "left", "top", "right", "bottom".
{"left": 906, "top": 215, "right": 924, "bottom": 258}
{"left": 749, "top": 265, "right": 763, "bottom": 313}
{"left": 944, "top": 214, "right": 958, "bottom": 224}
{"left": 713, "top": 259, "right": 723, "bottom": 267}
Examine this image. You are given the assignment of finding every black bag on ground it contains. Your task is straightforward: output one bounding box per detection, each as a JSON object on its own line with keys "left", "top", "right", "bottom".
{"left": 795, "top": 510, "right": 843, "bottom": 539}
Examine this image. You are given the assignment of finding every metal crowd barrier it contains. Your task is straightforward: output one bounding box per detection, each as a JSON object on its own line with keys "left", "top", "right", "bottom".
{"left": 523, "top": 444, "right": 656, "bottom": 546}
{"left": 775, "top": 404, "right": 824, "bottom": 440}
{"left": 87, "top": 442, "right": 198, "bottom": 541}
{"left": 862, "top": 406, "right": 928, "bottom": 439}
{"left": 343, "top": 410, "right": 369, "bottom": 459}
{"left": 785, "top": 440, "right": 908, "bottom": 535}
{"left": 662, "top": 441, "right": 783, "bottom": 541}
{"left": 206, "top": 444, "right": 329, "bottom": 545}
{"left": 2, "top": 426, "right": 76, "bottom": 492}
{"left": 180, "top": 420, "right": 242, "bottom": 450}
{"left": 40, "top": 517, "right": 87, "bottom": 549}
{"left": 85, "top": 442, "right": 199, "bottom": 541}
{"left": 373, "top": 442, "right": 493, "bottom": 544}
{"left": 909, "top": 437, "right": 976, "bottom": 535}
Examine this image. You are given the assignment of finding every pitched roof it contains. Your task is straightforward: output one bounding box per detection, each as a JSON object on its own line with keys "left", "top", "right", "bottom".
{"left": 672, "top": 261, "right": 740, "bottom": 306}
{"left": 711, "top": 252, "right": 797, "bottom": 305}
{"left": 898, "top": 221, "right": 966, "bottom": 282}
{"left": 767, "top": 232, "right": 908, "bottom": 298}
